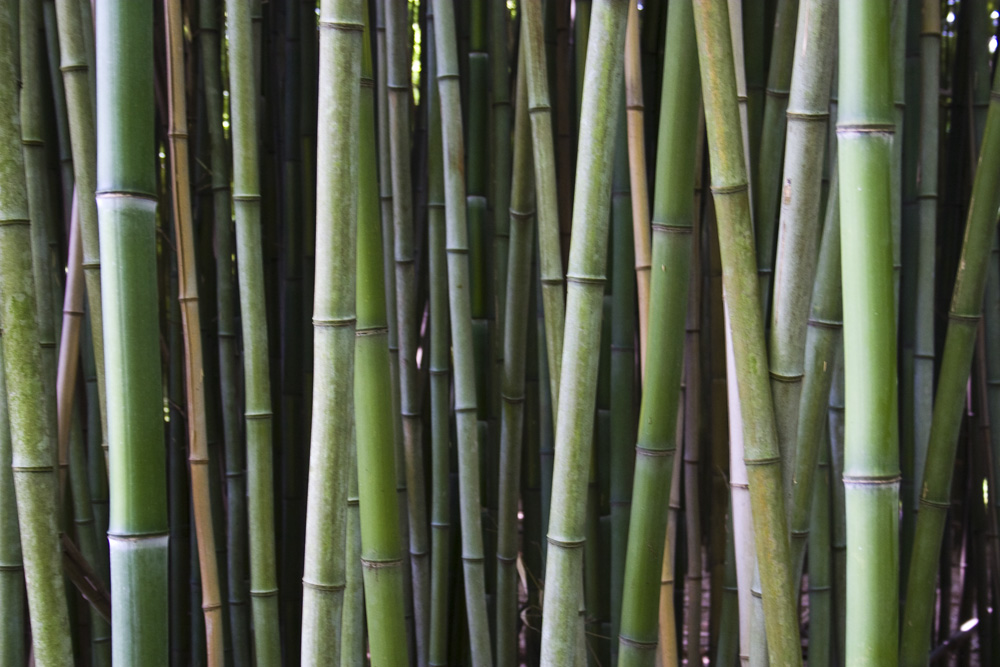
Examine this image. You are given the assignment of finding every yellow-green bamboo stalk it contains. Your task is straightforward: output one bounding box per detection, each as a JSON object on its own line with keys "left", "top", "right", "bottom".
{"left": 0, "top": 343, "right": 24, "bottom": 667}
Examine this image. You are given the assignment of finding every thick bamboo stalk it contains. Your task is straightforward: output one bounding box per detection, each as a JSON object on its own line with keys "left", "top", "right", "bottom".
{"left": 496, "top": 41, "right": 535, "bottom": 666}
{"left": 538, "top": 1, "right": 628, "bottom": 662}
{"left": 224, "top": 0, "right": 281, "bottom": 659}
{"left": 522, "top": 0, "right": 566, "bottom": 408}
{"left": 95, "top": 0, "right": 169, "bottom": 663}
{"left": 624, "top": 0, "right": 650, "bottom": 373}
{"left": 899, "top": 59, "right": 1000, "bottom": 667}
{"left": 430, "top": 1, "right": 492, "bottom": 662}
{"left": 42, "top": 0, "right": 75, "bottom": 226}
{"left": 300, "top": 0, "right": 362, "bottom": 662}
{"left": 836, "top": 1, "right": 900, "bottom": 662}
{"left": 356, "top": 13, "right": 410, "bottom": 664}
{"left": 164, "top": 0, "right": 224, "bottom": 662}
{"left": 767, "top": 0, "right": 836, "bottom": 497}
{"left": 0, "top": 343, "right": 24, "bottom": 667}
{"left": 691, "top": 1, "right": 802, "bottom": 663}
{"left": 617, "top": 1, "right": 700, "bottom": 663}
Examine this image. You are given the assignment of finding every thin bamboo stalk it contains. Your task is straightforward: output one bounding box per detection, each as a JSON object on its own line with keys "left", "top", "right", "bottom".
{"left": 624, "top": 0, "right": 650, "bottom": 374}
{"left": 522, "top": 0, "right": 566, "bottom": 408}
{"left": 0, "top": 343, "right": 24, "bottom": 667}
{"left": 496, "top": 40, "right": 535, "bottom": 666}
{"left": 657, "top": 416, "right": 684, "bottom": 667}
{"left": 224, "top": 0, "right": 281, "bottom": 659}
{"left": 836, "top": 1, "right": 900, "bottom": 662}
{"left": 617, "top": 1, "right": 700, "bottom": 663}
{"left": 807, "top": 427, "right": 833, "bottom": 667}
{"left": 539, "top": 1, "right": 629, "bottom": 663}
{"left": 900, "top": 59, "right": 1000, "bottom": 667}
{"left": 714, "top": 514, "right": 740, "bottom": 667}
{"left": 56, "top": 194, "right": 84, "bottom": 478}
{"left": 430, "top": 1, "right": 493, "bottom": 662}
{"left": 889, "top": 0, "right": 907, "bottom": 323}
{"left": 341, "top": 416, "right": 364, "bottom": 667}
{"left": 42, "top": 0, "right": 75, "bottom": 226}
{"left": 828, "top": 347, "right": 846, "bottom": 665}
{"left": 164, "top": 0, "right": 224, "bottom": 661}
{"left": 692, "top": 1, "right": 802, "bottom": 663}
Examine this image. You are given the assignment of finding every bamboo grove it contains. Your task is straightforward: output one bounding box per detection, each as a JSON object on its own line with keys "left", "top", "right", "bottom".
{"left": 1, "top": 0, "right": 1000, "bottom": 665}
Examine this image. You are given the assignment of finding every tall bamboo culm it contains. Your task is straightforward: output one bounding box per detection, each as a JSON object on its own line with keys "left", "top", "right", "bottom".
{"left": 691, "top": 1, "right": 803, "bottom": 664}
{"left": 0, "top": 341, "right": 23, "bottom": 667}
{"left": 430, "top": 0, "right": 493, "bottom": 662}
{"left": 617, "top": 0, "right": 700, "bottom": 664}
{"left": 900, "top": 53, "right": 1000, "bottom": 667}
{"left": 224, "top": 0, "right": 281, "bottom": 660}
{"left": 836, "top": 1, "right": 900, "bottom": 663}
{"left": 95, "top": 0, "right": 168, "bottom": 663}
{"left": 539, "top": 1, "right": 629, "bottom": 663}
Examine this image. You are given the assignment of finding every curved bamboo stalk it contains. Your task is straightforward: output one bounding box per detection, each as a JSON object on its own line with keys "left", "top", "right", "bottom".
{"left": 900, "top": 57, "right": 1000, "bottom": 667}
{"left": 768, "top": 0, "right": 837, "bottom": 497}
{"left": 539, "top": 1, "right": 629, "bottom": 662}
{"left": 356, "top": 14, "right": 410, "bottom": 664}
{"left": 617, "top": 1, "right": 700, "bottom": 663}
{"left": 692, "top": 1, "right": 802, "bottom": 663}
{"left": 836, "top": 1, "right": 900, "bottom": 663}
{"left": 56, "top": 193, "right": 84, "bottom": 479}
{"left": 430, "top": 1, "right": 493, "bottom": 662}
{"left": 0, "top": 343, "right": 24, "bottom": 667}
{"left": 522, "top": 0, "right": 566, "bottom": 408}
{"left": 164, "top": 0, "right": 224, "bottom": 661}
{"left": 624, "top": 0, "right": 650, "bottom": 374}
{"left": 299, "top": 0, "right": 362, "bottom": 662}
{"left": 224, "top": 0, "right": 281, "bottom": 659}
{"left": 496, "top": 41, "right": 535, "bottom": 666}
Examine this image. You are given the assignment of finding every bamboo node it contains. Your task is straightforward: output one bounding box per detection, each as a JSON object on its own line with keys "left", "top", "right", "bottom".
{"left": 0, "top": 564, "right": 23, "bottom": 572}
{"left": 0, "top": 218, "right": 30, "bottom": 227}
{"left": 460, "top": 555, "right": 485, "bottom": 563}
{"left": 356, "top": 326, "right": 388, "bottom": 337}
{"left": 249, "top": 588, "right": 279, "bottom": 598}
{"left": 545, "top": 536, "right": 585, "bottom": 549}
{"left": 744, "top": 456, "right": 781, "bottom": 467}
{"left": 59, "top": 63, "right": 88, "bottom": 74}
{"left": 497, "top": 554, "right": 518, "bottom": 563}
{"left": 650, "top": 220, "right": 693, "bottom": 234}
{"left": 769, "top": 371, "right": 803, "bottom": 384}
{"left": 842, "top": 473, "right": 901, "bottom": 486}
{"left": 540, "top": 277, "right": 564, "bottom": 286}
{"left": 786, "top": 110, "right": 829, "bottom": 122}
{"left": 21, "top": 138, "right": 43, "bottom": 147}
{"left": 232, "top": 194, "right": 262, "bottom": 202}
{"left": 617, "top": 635, "right": 657, "bottom": 650}
{"left": 502, "top": 392, "right": 526, "bottom": 404}
{"left": 317, "top": 19, "right": 364, "bottom": 32}
{"left": 301, "top": 579, "right": 346, "bottom": 592}
{"left": 918, "top": 496, "right": 951, "bottom": 510}
{"left": 528, "top": 104, "right": 552, "bottom": 114}
{"left": 635, "top": 446, "right": 672, "bottom": 458}
{"left": 312, "top": 316, "right": 356, "bottom": 328}
{"left": 836, "top": 123, "right": 895, "bottom": 136}
{"left": 244, "top": 411, "right": 273, "bottom": 421}
{"left": 765, "top": 87, "right": 790, "bottom": 99}
{"left": 509, "top": 208, "right": 535, "bottom": 220}
{"left": 807, "top": 316, "right": 842, "bottom": 329}
{"left": 566, "top": 274, "right": 606, "bottom": 286}
{"left": 709, "top": 183, "right": 748, "bottom": 196}
{"left": 809, "top": 585, "right": 832, "bottom": 592}
{"left": 948, "top": 312, "right": 981, "bottom": 325}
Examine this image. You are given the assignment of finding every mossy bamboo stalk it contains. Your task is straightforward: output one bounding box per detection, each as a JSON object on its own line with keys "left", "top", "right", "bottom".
{"left": 899, "top": 60, "right": 1000, "bottom": 667}
{"left": 753, "top": 0, "right": 798, "bottom": 318}
{"left": 522, "top": 0, "right": 566, "bottom": 408}
{"left": 624, "top": 0, "right": 650, "bottom": 374}
{"left": 164, "top": 0, "right": 224, "bottom": 661}
{"left": 431, "top": 1, "right": 493, "bottom": 661}
{"left": 617, "top": 1, "right": 699, "bottom": 663}
{"left": 911, "top": 0, "right": 939, "bottom": 515}
{"left": 767, "top": 0, "right": 836, "bottom": 497}
{"left": 299, "top": 0, "right": 362, "bottom": 662}
{"left": 54, "top": 0, "right": 107, "bottom": 464}
{"left": 197, "top": 0, "right": 249, "bottom": 658}
{"left": 836, "top": 1, "right": 900, "bottom": 662}
{"left": 0, "top": 344, "right": 24, "bottom": 667}
{"left": 496, "top": 42, "right": 535, "bottom": 666}
{"left": 224, "top": 0, "right": 281, "bottom": 659}
{"left": 356, "top": 12, "right": 410, "bottom": 664}
{"left": 538, "top": 1, "right": 628, "bottom": 663}
{"left": 95, "top": 1, "right": 169, "bottom": 663}
{"left": 692, "top": 1, "right": 802, "bottom": 663}
{"left": 385, "top": 3, "right": 430, "bottom": 660}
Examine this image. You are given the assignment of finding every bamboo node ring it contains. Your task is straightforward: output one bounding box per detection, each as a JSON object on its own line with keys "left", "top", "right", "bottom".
{"left": 918, "top": 496, "right": 951, "bottom": 510}
{"left": 744, "top": 456, "right": 781, "bottom": 467}
{"left": 842, "top": 473, "right": 901, "bottom": 486}
{"left": 361, "top": 557, "right": 405, "bottom": 569}
{"left": 566, "top": 274, "right": 606, "bottom": 286}
{"left": 546, "top": 536, "right": 585, "bottom": 549}
{"left": 356, "top": 326, "right": 389, "bottom": 338}
{"left": 618, "top": 635, "right": 657, "bottom": 650}
{"left": 313, "top": 316, "right": 356, "bottom": 328}
{"left": 635, "top": 446, "right": 672, "bottom": 458}
{"left": 317, "top": 20, "right": 364, "bottom": 32}
{"left": 769, "top": 371, "right": 804, "bottom": 383}
{"left": 244, "top": 411, "right": 273, "bottom": 421}
{"left": 710, "top": 183, "right": 748, "bottom": 196}
{"left": 786, "top": 110, "right": 829, "bottom": 122}
{"left": 807, "top": 316, "right": 842, "bottom": 329}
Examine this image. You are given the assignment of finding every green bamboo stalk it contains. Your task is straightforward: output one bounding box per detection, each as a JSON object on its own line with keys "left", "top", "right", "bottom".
{"left": 889, "top": 0, "right": 907, "bottom": 323}
{"left": 522, "top": 0, "right": 566, "bottom": 408}
{"left": 430, "top": 1, "right": 493, "bottom": 661}
{"left": 538, "top": 1, "right": 628, "bottom": 663}
{"left": 341, "top": 417, "right": 364, "bottom": 667}
{"left": 82, "top": 314, "right": 109, "bottom": 588}
{"left": 95, "top": 1, "right": 169, "bottom": 663}
{"left": 523, "top": 271, "right": 543, "bottom": 666}
{"left": 899, "top": 59, "right": 1000, "bottom": 667}
{"left": 492, "top": 0, "right": 512, "bottom": 414}
{"left": 767, "top": 0, "right": 836, "bottom": 498}
{"left": 656, "top": 403, "right": 684, "bottom": 667}
{"left": 910, "top": 0, "right": 939, "bottom": 519}
{"left": 385, "top": 2, "right": 430, "bottom": 659}
{"left": 224, "top": 0, "right": 281, "bottom": 660}
{"left": 714, "top": 513, "right": 740, "bottom": 667}
{"left": 54, "top": 0, "right": 108, "bottom": 465}
{"left": 753, "top": 0, "right": 798, "bottom": 318}
{"left": 425, "top": 7, "right": 450, "bottom": 661}
{"left": 197, "top": 0, "right": 250, "bottom": 658}
{"left": 164, "top": 0, "right": 225, "bottom": 661}
{"left": 617, "top": 1, "right": 699, "bottom": 663}
{"left": 0, "top": 342, "right": 24, "bottom": 667}
{"left": 828, "top": 346, "right": 846, "bottom": 665}
{"left": 742, "top": 0, "right": 765, "bottom": 173}
{"left": 496, "top": 40, "right": 535, "bottom": 667}
{"left": 836, "top": 1, "right": 900, "bottom": 663}
{"left": 807, "top": 427, "right": 833, "bottom": 667}
{"left": 692, "top": 1, "right": 803, "bottom": 663}
{"left": 299, "top": 0, "right": 362, "bottom": 662}
{"left": 356, "top": 12, "right": 410, "bottom": 664}
{"left": 42, "top": 0, "right": 74, "bottom": 225}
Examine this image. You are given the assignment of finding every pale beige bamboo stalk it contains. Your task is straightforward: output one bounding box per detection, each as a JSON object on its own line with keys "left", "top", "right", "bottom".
{"left": 56, "top": 191, "right": 84, "bottom": 492}
{"left": 165, "top": 0, "right": 224, "bottom": 662}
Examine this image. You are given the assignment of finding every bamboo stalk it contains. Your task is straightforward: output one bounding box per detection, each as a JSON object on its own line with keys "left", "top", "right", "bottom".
{"left": 164, "top": 0, "right": 224, "bottom": 661}
{"left": 900, "top": 58, "right": 1000, "bottom": 667}
{"left": 657, "top": 416, "right": 684, "bottom": 667}
{"left": 42, "top": 0, "right": 75, "bottom": 226}
{"left": 341, "top": 416, "right": 364, "bottom": 667}
{"left": 224, "top": 0, "right": 282, "bottom": 659}
{"left": 828, "top": 346, "right": 846, "bottom": 665}
{"left": 617, "top": 1, "right": 700, "bottom": 663}
{"left": 538, "top": 1, "right": 629, "bottom": 662}
{"left": 836, "top": 1, "right": 900, "bottom": 662}
{"left": 430, "top": 1, "right": 493, "bottom": 662}
{"left": 0, "top": 342, "right": 24, "bottom": 667}
{"left": 807, "top": 427, "right": 833, "bottom": 667}
{"left": 56, "top": 191, "right": 84, "bottom": 475}
{"left": 691, "top": 1, "right": 802, "bottom": 663}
